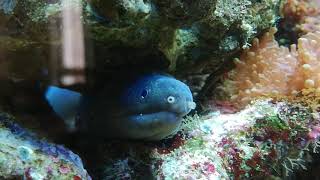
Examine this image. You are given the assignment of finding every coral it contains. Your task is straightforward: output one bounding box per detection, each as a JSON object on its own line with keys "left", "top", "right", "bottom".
{"left": 0, "top": 113, "right": 90, "bottom": 179}
{"left": 225, "top": 28, "right": 298, "bottom": 106}
{"left": 281, "top": 0, "right": 320, "bottom": 35}
{"left": 300, "top": 15, "right": 320, "bottom": 33}
{"left": 224, "top": 27, "right": 320, "bottom": 107}
{"left": 288, "top": 0, "right": 320, "bottom": 34}
{"left": 153, "top": 99, "right": 320, "bottom": 179}
{"left": 295, "top": 32, "right": 320, "bottom": 90}
{"left": 281, "top": 0, "right": 318, "bottom": 23}
{"left": 2, "top": 0, "right": 316, "bottom": 179}
{"left": 216, "top": 0, "right": 320, "bottom": 105}
{"left": 90, "top": 99, "right": 320, "bottom": 179}
{"left": 0, "top": 0, "right": 283, "bottom": 98}
{"left": 296, "top": 0, "right": 320, "bottom": 33}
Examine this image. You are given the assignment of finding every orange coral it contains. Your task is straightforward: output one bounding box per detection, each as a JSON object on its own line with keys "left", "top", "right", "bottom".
{"left": 296, "top": 31, "right": 320, "bottom": 89}
{"left": 228, "top": 28, "right": 320, "bottom": 107}
{"left": 282, "top": 0, "right": 320, "bottom": 34}
{"left": 230, "top": 28, "right": 298, "bottom": 105}
{"left": 282, "top": 0, "right": 318, "bottom": 22}
{"left": 298, "top": 0, "right": 320, "bottom": 33}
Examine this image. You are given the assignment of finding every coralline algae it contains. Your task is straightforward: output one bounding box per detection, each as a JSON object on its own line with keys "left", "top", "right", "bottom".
{"left": 94, "top": 98, "right": 320, "bottom": 179}
{"left": 0, "top": 113, "right": 91, "bottom": 179}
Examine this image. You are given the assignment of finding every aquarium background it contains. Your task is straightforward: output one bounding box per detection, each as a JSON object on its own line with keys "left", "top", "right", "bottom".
{"left": 1, "top": 0, "right": 320, "bottom": 179}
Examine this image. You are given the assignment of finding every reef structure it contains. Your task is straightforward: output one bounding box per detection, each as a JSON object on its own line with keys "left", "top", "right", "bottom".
{"left": 210, "top": 0, "right": 320, "bottom": 108}
{"left": 0, "top": 0, "right": 283, "bottom": 97}
{"left": 153, "top": 100, "right": 312, "bottom": 179}
{"left": 89, "top": 96, "right": 320, "bottom": 179}
{"left": 281, "top": 0, "right": 320, "bottom": 34}
{"left": 0, "top": 113, "right": 90, "bottom": 179}
{"left": 2, "top": 0, "right": 320, "bottom": 179}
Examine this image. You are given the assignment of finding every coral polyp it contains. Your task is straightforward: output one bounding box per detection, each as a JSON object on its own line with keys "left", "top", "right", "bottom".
{"left": 224, "top": 27, "right": 320, "bottom": 107}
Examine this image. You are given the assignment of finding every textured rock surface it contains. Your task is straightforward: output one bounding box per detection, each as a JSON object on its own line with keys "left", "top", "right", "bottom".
{"left": 75, "top": 96, "right": 320, "bottom": 179}
{"left": 1, "top": 0, "right": 306, "bottom": 179}
{"left": 0, "top": 113, "right": 90, "bottom": 179}
{"left": 0, "top": 0, "right": 283, "bottom": 97}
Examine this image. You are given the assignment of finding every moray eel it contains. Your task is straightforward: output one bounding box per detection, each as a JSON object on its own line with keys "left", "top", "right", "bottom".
{"left": 45, "top": 74, "right": 196, "bottom": 140}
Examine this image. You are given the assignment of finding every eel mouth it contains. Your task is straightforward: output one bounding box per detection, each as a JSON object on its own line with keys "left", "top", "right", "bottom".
{"left": 145, "top": 118, "right": 183, "bottom": 140}
{"left": 180, "top": 101, "right": 196, "bottom": 117}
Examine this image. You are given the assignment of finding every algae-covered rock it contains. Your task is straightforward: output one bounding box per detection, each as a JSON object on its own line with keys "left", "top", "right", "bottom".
{"left": 82, "top": 97, "right": 320, "bottom": 179}
{"left": 88, "top": 0, "right": 283, "bottom": 74}
{"left": 0, "top": 0, "right": 283, "bottom": 96}
{"left": 0, "top": 113, "right": 91, "bottom": 179}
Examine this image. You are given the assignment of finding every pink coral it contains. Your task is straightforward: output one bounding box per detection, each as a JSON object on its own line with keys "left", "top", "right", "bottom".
{"left": 308, "top": 125, "right": 320, "bottom": 140}
{"left": 229, "top": 28, "right": 298, "bottom": 106}
{"left": 228, "top": 28, "right": 320, "bottom": 107}
{"left": 296, "top": 32, "right": 320, "bottom": 89}
{"left": 300, "top": 16, "right": 320, "bottom": 33}
{"left": 281, "top": 0, "right": 320, "bottom": 34}
{"left": 298, "top": 0, "right": 320, "bottom": 33}
{"left": 282, "top": 0, "right": 318, "bottom": 22}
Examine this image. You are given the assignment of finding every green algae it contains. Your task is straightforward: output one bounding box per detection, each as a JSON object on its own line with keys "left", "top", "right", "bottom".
{"left": 0, "top": 0, "right": 283, "bottom": 76}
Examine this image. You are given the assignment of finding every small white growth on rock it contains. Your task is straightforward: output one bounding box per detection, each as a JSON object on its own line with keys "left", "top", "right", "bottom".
{"left": 121, "top": 0, "right": 152, "bottom": 14}
{"left": 157, "top": 99, "right": 280, "bottom": 179}
{"left": 202, "top": 99, "right": 278, "bottom": 142}
{"left": 28, "top": 169, "right": 45, "bottom": 180}
{"left": 17, "top": 146, "right": 33, "bottom": 161}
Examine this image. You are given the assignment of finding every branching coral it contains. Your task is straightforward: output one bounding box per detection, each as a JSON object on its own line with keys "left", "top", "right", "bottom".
{"left": 226, "top": 27, "right": 320, "bottom": 107}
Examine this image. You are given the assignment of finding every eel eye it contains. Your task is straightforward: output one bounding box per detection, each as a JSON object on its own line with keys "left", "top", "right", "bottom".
{"left": 141, "top": 89, "right": 148, "bottom": 98}
{"left": 167, "top": 96, "right": 175, "bottom": 104}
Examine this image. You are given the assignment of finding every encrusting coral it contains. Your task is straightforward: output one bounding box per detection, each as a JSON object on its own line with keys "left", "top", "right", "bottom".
{"left": 225, "top": 27, "right": 320, "bottom": 107}
{"left": 94, "top": 98, "right": 320, "bottom": 179}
